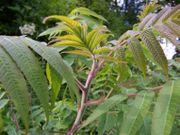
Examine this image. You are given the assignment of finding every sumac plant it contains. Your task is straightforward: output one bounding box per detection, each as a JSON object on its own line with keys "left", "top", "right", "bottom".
{"left": 0, "top": 3, "right": 180, "bottom": 135}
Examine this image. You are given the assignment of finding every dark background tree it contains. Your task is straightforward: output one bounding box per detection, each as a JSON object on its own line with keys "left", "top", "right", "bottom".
{"left": 0, "top": 0, "right": 178, "bottom": 37}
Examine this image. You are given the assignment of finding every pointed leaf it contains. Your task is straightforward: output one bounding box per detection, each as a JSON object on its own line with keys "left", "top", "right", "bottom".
{"left": 44, "top": 15, "right": 81, "bottom": 36}
{"left": 0, "top": 46, "right": 29, "bottom": 129}
{"left": 63, "top": 50, "right": 91, "bottom": 57}
{"left": 81, "top": 95, "right": 127, "bottom": 128}
{"left": 90, "top": 34, "right": 110, "bottom": 50}
{"left": 0, "top": 36, "right": 50, "bottom": 118}
{"left": 54, "top": 35, "right": 83, "bottom": 43}
{"left": 151, "top": 79, "right": 180, "bottom": 135}
{"left": 141, "top": 29, "right": 168, "bottom": 75}
{"left": 39, "top": 25, "right": 64, "bottom": 37}
{"left": 93, "top": 47, "right": 112, "bottom": 54}
{"left": 19, "top": 37, "right": 80, "bottom": 102}
{"left": 128, "top": 37, "right": 147, "bottom": 77}
{"left": 46, "top": 64, "right": 62, "bottom": 107}
{"left": 69, "top": 7, "right": 107, "bottom": 22}
{"left": 120, "top": 92, "right": 155, "bottom": 135}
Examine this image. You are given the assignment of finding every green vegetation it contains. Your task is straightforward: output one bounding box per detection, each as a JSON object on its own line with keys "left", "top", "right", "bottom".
{"left": 0, "top": 1, "right": 180, "bottom": 135}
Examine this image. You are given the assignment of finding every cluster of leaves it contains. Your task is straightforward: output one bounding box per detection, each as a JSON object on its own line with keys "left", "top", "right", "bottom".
{"left": 0, "top": 3, "right": 180, "bottom": 135}
{"left": 0, "top": 36, "right": 79, "bottom": 131}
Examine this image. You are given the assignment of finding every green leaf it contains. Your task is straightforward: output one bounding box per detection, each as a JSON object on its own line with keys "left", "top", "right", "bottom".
{"left": 90, "top": 34, "right": 110, "bottom": 50}
{"left": 63, "top": 50, "right": 91, "bottom": 57}
{"left": 44, "top": 16, "right": 81, "bottom": 36}
{"left": 0, "top": 99, "right": 9, "bottom": 109}
{"left": 74, "top": 15, "right": 102, "bottom": 29}
{"left": 115, "top": 47, "right": 130, "bottom": 81}
{"left": 20, "top": 37, "right": 80, "bottom": 103}
{"left": 120, "top": 92, "right": 155, "bottom": 135}
{"left": 46, "top": 64, "right": 62, "bottom": 107}
{"left": 69, "top": 7, "right": 107, "bottom": 22}
{"left": 81, "top": 95, "right": 127, "bottom": 128}
{"left": 97, "top": 114, "right": 107, "bottom": 135}
{"left": 93, "top": 47, "right": 112, "bottom": 54}
{"left": 54, "top": 35, "right": 83, "bottom": 43}
{"left": 128, "top": 37, "right": 147, "bottom": 77}
{"left": 141, "top": 29, "right": 168, "bottom": 76}
{"left": 51, "top": 40, "right": 88, "bottom": 51}
{"left": 0, "top": 46, "right": 29, "bottom": 129}
{"left": 151, "top": 79, "right": 180, "bottom": 135}
{"left": 0, "top": 36, "right": 50, "bottom": 118}
{"left": 38, "top": 25, "right": 63, "bottom": 37}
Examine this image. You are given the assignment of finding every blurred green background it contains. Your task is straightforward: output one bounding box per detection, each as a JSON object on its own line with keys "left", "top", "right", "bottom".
{"left": 0, "top": 0, "right": 179, "bottom": 38}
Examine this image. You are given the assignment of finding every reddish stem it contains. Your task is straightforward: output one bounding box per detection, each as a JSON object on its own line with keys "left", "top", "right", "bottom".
{"left": 67, "top": 55, "right": 98, "bottom": 135}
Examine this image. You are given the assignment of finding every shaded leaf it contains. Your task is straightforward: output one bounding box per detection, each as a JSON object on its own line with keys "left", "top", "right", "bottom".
{"left": 19, "top": 37, "right": 80, "bottom": 103}
{"left": 128, "top": 37, "right": 147, "bottom": 77}
{"left": 0, "top": 46, "right": 29, "bottom": 129}
{"left": 0, "top": 36, "right": 50, "bottom": 118}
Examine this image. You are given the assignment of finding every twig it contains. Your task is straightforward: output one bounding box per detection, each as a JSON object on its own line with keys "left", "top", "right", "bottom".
{"left": 85, "top": 96, "right": 106, "bottom": 106}
{"left": 85, "top": 55, "right": 98, "bottom": 89}
{"left": 67, "top": 55, "right": 98, "bottom": 135}
{"left": 12, "top": 112, "right": 20, "bottom": 129}
{"left": 76, "top": 78, "right": 85, "bottom": 92}
{"left": 85, "top": 85, "right": 164, "bottom": 106}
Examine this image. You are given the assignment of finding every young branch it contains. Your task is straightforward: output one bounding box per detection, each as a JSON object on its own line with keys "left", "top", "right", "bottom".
{"left": 85, "top": 55, "right": 98, "bottom": 89}
{"left": 67, "top": 55, "right": 98, "bottom": 135}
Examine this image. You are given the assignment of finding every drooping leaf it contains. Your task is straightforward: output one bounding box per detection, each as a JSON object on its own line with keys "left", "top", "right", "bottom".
{"left": 115, "top": 47, "right": 130, "bottom": 81}
{"left": 120, "top": 92, "right": 155, "bottom": 135}
{"left": 46, "top": 64, "right": 62, "bottom": 108}
{"left": 138, "top": 13, "right": 154, "bottom": 30}
{"left": 38, "top": 25, "right": 64, "bottom": 37}
{"left": 74, "top": 15, "right": 102, "bottom": 29}
{"left": 69, "top": 7, "right": 107, "bottom": 22}
{"left": 128, "top": 37, "right": 147, "bottom": 77}
{"left": 0, "top": 46, "right": 29, "bottom": 129}
{"left": 151, "top": 79, "right": 180, "bottom": 135}
{"left": 141, "top": 29, "right": 168, "bottom": 76}
{"left": 81, "top": 95, "right": 127, "bottom": 128}
{"left": 161, "top": 5, "right": 180, "bottom": 23}
{"left": 43, "top": 15, "right": 81, "bottom": 36}
{"left": 154, "top": 24, "right": 180, "bottom": 50}
{"left": 0, "top": 36, "right": 50, "bottom": 118}
{"left": 19, "top": 36, "right": 80, "bottom": 103}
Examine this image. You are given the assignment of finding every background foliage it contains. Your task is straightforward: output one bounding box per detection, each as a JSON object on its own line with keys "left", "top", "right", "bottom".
{"left": 1, "top": 0, "right": 178, "bottom": 38}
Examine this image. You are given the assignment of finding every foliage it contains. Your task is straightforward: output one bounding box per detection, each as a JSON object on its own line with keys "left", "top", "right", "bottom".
{"left": 0, "top": 36, "right": 79, "bottom": 130}
{"left": 0, "top": 2, "right": 180, "bottom": 135}
{"left": 0, "top": 0, "right": 136, "bottom": 38}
